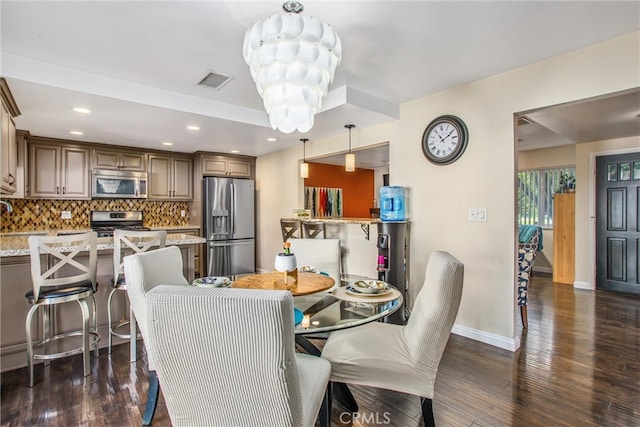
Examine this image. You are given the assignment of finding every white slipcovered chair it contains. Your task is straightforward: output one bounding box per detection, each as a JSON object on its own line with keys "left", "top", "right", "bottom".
{"left": 321, "top": 251, "right": 464, "bottom": 427}
{"left": 124, "top": 246, "right": 189, "bottom": 425}
{"left": 289, "top": 238, "right": 341, "bottom": 286}
{"left": 147, "top": 285, "right": 331, "bottom": 427}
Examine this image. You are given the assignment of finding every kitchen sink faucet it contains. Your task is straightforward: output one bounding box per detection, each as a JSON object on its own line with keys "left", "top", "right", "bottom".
{"left": 0, "top": 200, "right": 12, "bottom": 213}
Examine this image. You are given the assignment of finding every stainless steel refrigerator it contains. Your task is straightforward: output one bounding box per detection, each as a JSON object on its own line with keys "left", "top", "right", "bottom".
{"left": 203, "top": 177, "right": 255, "bottom": 277}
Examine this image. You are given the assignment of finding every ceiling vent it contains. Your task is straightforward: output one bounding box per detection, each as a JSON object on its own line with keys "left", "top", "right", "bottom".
{"left": 197, "top": 71, "right": 233, "bottom": 90}
{"left": 517, "top": 116, "right": 533, "bottom": 126}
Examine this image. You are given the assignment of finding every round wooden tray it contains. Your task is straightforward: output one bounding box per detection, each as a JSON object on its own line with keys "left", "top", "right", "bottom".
{"left": 232, "top": 272, "right": 334, "bottom": 296}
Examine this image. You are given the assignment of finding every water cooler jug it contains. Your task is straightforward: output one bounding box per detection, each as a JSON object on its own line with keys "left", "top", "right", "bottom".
{"left": 377, "top": 221, "right": 409, "bottom": 324}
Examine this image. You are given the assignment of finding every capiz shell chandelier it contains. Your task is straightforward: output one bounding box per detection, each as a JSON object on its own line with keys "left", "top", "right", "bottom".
{"left": 242, "top": 1, "right": 342, "bottom": 133}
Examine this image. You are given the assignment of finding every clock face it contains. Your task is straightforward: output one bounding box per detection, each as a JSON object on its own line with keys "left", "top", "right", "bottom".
{"left": 421, "top": 115, "right": 468, "bottom": 165}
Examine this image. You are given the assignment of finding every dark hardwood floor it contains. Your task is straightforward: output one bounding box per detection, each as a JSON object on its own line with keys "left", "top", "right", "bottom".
{"left": 2, "top": 274, "right": 639, "bottom": 426}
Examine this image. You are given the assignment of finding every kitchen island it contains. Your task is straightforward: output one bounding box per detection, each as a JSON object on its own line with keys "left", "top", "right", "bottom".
{"left": 0, "top": 232, "right": 205, "bottom": 372}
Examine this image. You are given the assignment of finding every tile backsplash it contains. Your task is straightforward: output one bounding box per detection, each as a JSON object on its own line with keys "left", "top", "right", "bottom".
{"left": 0, "top": 199, "right": 190, "bottom": 233}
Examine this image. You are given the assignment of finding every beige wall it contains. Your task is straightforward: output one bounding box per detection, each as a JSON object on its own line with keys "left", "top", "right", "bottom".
{"left": 256, "top": 32, "right": 640, "bottom": 349}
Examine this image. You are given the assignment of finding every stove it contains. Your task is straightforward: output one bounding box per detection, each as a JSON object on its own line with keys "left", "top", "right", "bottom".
{"left": 90, "top": 211, "right": 150, "bottom": 237}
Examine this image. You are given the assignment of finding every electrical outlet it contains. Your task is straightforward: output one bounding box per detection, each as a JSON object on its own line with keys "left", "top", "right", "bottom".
{"left": 468, "top": 208, "right": 487, "bottom": 222}
{"left": 180, "top": 210, "right": 186, "bottom": 218}
{"left": 61, "top": 211, "right": 72, "bottom": 220}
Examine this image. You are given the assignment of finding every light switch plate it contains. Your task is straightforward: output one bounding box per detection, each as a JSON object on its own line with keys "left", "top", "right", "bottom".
{"left": 468, "top": 208, "right": 487, "bottom": 222}
{"left": 180, "top": 210, "right": 186, "bottom": 218}
{"left": 61, "top": 211, "right": 72, "bottom": 220}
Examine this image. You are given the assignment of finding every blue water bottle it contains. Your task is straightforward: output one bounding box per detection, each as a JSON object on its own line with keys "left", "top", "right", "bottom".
{"left": 380, "top": 186, "right": 406, "bottom": 221}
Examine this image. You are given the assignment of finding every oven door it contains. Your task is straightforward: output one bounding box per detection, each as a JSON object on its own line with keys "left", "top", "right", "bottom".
{"left": 92, "top": 170, "right": 148, "bottom": 199}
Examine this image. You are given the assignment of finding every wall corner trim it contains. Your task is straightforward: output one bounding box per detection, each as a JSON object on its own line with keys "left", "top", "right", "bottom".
{"left": 573, "top": 281, "right": 592, "bottom": 290}
{"left": 451, "top": 323, "right": 520, "bottom": 352}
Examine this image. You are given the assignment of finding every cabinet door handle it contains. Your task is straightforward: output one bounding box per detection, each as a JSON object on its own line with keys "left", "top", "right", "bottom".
{"left": 62, "top": 187, "right": 66, "bottom": 194}
{"left": 8, "top": 174, "right": 14, "bottom": 185}
{"left": 56, "top": 186, "right": 60, "bottom": 194}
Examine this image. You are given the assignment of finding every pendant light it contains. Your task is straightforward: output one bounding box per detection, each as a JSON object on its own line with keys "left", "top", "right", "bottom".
{"left": 300, "top": 138, "right": 309, "bottom": 178}
{"left": 243, "top": 1, "right": 342, "bottom": 133}
{"left": 345, "top": 124, "right": 356, "bottom": 172}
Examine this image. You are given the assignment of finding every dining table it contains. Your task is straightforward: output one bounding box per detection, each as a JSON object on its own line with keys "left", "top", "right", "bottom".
{"left": 292, "top": 274, "right": 404, "bottom": 413}
{"left": 219, "top": 272, "right": 404, "bottom": 413}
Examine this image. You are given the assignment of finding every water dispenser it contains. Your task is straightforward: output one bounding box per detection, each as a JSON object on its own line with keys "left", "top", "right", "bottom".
{"left": 377, "top": 221, "right": 410, "bottom": 324}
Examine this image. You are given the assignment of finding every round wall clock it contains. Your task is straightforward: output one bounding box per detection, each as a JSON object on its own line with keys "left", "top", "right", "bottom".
{"left": 421, "top": 115, "right": 468, "bottom": 165}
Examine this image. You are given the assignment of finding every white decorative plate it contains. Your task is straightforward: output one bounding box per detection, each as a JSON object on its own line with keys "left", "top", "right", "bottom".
{"left": 349, "top": 280, "right": 388, "bottom": 294}
{"left": 192, "top": 276, "right": 231, "bottom": 288}
{"left": 345, "top": 285, "right": 393, "bottom": 297}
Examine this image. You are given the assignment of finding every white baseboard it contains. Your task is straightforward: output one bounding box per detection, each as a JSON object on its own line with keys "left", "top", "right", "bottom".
{"left": 451, "top": 323, "right": 520, "bottom": 352}
{"left": 573, "top": 280, "right": 592, "bottom": 290}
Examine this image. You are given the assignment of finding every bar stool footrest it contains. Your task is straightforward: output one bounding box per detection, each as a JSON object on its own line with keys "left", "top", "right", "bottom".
{"left": 31, "top": 331, "right": 100, "bottom": 360}
{"left": 110, "top": 321, "right": 142, "bottom": 340}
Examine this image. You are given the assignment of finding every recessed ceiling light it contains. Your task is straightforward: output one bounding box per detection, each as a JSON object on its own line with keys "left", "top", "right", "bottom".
{"left": 69, "top": 130, "right": 84, "bottom": 136}
{"left": 230, "top": 150, "right": 240, "bottom": 154}
{"left": 266, "top": 137, "right": 277, "bottom": 142}
{"left": 72, "top": 107, "right": 91, "bottom": 114}
{"left": 162, "top": 142, "right": 173, "bottom": 146}
{"left": 187, "top": 125, "right": 200, "bottom": 131}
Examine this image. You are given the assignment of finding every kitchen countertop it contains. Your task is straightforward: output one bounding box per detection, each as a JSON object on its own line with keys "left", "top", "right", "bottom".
{"left": 0, "top": 233, "right": 206, "bottom": 257}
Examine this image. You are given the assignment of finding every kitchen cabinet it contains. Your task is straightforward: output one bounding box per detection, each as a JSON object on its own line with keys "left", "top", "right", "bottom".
{"left": 553, "top": 193, "right": 575, "bottom": 284}
{"left": 92, "top": 148, "right": 146, "bottom": 172}
{"left": 1, "top": 79, "right": 20, "bottom": 195}
{"left": 29, "top": 140, "right": 90, "bottom": 199}
{"left": 148, "top": 155, "right": 192, "bottom": 200}
{"left": 201, "top": 155, "right": 253, "bottom": 178}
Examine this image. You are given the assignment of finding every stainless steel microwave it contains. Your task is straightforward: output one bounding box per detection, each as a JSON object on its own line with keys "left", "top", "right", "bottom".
{"left": 91, "top": 169, "right": 148, "bottom": 199}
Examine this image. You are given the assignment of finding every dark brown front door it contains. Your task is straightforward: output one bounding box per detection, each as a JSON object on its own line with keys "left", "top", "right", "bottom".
{"left": 596, "top": 152, "right": 640, "bottom": 295}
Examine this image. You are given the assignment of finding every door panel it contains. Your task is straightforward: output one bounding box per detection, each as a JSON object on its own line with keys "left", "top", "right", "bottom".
{"left": 207, "top": 239, "right": 255, "bottom": 276}
{"left": 596, "top": 152, "right": 640, "bottom": 295}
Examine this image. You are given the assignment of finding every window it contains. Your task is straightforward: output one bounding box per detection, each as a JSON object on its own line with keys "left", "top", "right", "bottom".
{"left": 518, "top": 167, "right": 575, "bottom": 228}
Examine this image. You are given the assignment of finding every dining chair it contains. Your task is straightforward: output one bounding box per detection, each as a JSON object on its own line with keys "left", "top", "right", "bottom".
{"left": 289, "top": 238, "right": 341, "bottom": 285}
{"left": 146, "top": 285, "right": 331, "bottom": 427}
{"left": 108, "top": 229, "right": 166, "bottom": 361}
{"left": 320, "top": 251, "right": 464, "bottom": 427}
{"left": 25, "top": 231, "right": 100, "bottom": 387}
{"left": 124, "top": 246, "right": 189, "bottom": 425}
{"left": 281, "top": 219, "right": 302, "bottom": 241}
{"left": 517, "top": 226, "right": 541, "bottom": 328}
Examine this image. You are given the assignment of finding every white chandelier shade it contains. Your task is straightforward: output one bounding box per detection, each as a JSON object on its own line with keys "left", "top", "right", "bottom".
{"left": 243, "top": 11, "right": 342, "bottom": 133}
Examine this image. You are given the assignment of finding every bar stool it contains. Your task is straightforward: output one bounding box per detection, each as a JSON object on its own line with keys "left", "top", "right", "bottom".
{"left": 280, "top": 219, "right": 302, "bottom": 241}
{"left": 303, "top": 221, "right": 326, "bottom": 238}
{"left": 108, "top": 229, "right": 166, "bottom": 361}
{"left": 25, "top": 231, "right": 100, "bottom": 387}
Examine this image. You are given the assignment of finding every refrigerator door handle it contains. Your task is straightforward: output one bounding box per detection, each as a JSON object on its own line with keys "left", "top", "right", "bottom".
{"left": 230, "top": 182, "right": 236, "bottom": 237}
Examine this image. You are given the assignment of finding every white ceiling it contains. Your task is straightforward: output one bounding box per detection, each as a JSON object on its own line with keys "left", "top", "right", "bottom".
{"left": 1, "top": 1, "right": 639, "bottom": 161}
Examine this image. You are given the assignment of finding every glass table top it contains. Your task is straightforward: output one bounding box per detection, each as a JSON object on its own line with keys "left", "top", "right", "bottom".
{"left": 293, "top": 276, "right": 403, "bottom": 334}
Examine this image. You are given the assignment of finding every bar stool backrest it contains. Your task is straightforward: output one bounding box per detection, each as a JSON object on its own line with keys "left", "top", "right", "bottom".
{"left": 28, "top": 231, "right": 98, "bottom": 301}
{"left": 303, "top": 222, "right": 326, "bottom": 239}
{"left": 113, "top": 229, "right": 167, "bottom": 284}
{"left": 280, "top": 219, "right": 302, "bottom": 241}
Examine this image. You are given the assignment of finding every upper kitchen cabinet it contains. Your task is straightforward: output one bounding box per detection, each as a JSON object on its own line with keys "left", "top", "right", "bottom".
{"left": 1, "top": 78, "right": 21, "bottom": 195}
{"left": 200, "top": 154, "right": 254, "bottom": 178}
{"left": 29, "top": 138, "right": 90, "bottom": 199}
{"left": 148, "top": 154, "right": 192, "bottom": 200}
{"left": 92, "top": 148, "right": 146, "bottom": 172}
